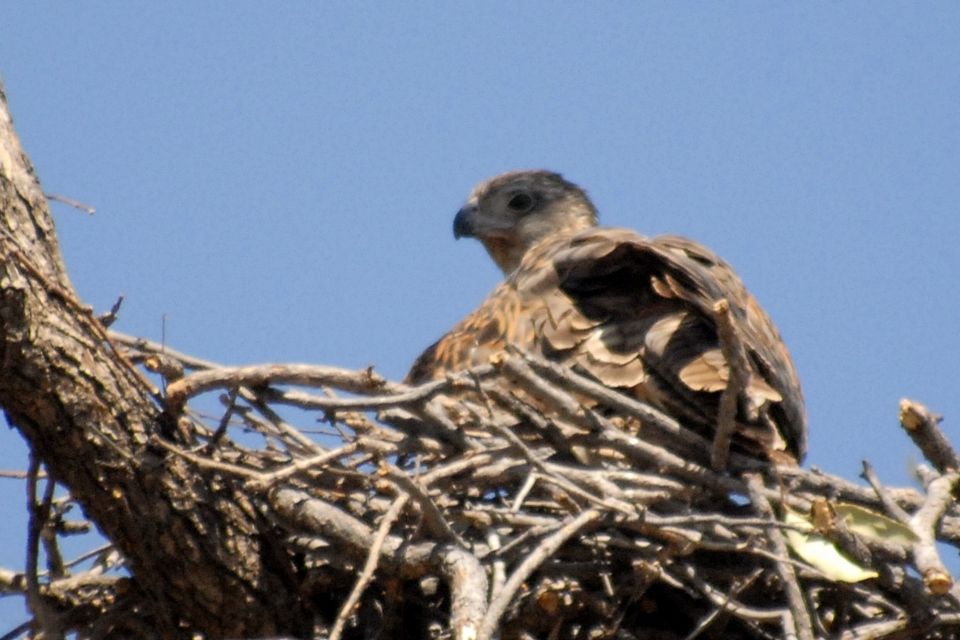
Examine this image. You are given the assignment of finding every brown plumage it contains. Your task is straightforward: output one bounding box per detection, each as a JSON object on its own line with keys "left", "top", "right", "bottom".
{"left": 408, "top": 170, "right": 806, "bottom": 463}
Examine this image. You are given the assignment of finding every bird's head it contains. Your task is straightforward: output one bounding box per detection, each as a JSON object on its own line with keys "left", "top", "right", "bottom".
{"left": 453, "top": 170, "right": 598, "bottom": 274}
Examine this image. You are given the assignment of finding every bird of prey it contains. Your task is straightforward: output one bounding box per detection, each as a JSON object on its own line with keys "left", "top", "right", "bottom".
{"left": 407, "top": 170, "right": 806, "bottom": 465}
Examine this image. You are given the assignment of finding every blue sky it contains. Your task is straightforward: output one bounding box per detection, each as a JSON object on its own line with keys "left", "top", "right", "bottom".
{"left": 1, "top": 3, "right": 959, "bottom": 627}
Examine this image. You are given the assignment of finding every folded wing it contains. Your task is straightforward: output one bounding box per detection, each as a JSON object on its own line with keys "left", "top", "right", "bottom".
{"left": 408, "top": 227, "right": 807, "bottom": 463}
{"left": 517, "top": 228, "right": 806, "bottom": 461}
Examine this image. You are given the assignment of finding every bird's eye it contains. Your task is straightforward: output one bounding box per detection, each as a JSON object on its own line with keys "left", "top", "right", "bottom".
{"left": 507, "top": 192, "right": 535, "bottom": 213}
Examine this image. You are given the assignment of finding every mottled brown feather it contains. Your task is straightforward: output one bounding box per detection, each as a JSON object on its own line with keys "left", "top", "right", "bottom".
{"left": 408, "top": 173, "right": 807, "bottom": 463}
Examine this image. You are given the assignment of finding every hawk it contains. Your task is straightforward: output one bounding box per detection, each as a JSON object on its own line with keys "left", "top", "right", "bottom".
{"left": 408, "top": 170, "right": 806, "bottom": 465}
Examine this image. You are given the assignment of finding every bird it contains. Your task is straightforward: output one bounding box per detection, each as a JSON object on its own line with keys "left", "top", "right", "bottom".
{"left": 407, "top": 170, "right": 806, "bottom": 466}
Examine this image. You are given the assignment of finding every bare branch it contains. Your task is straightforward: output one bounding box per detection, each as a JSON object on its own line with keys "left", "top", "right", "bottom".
{"left": 900, "top": 398, "right": 960, "bottom": 473}
{"left": 711, "top": 298, "right": 748, "bottom": 471}
{"left": 329, "top": 495, "right": 409, "bottom": 640}
{"left": 479, "top": 508, "right": 601, "bottom": 640}
{"left": 910, "top": 470, "right": 959, "bottom": 596}
{"left": 745, "top": 473, "right": 814, "bottom": 640}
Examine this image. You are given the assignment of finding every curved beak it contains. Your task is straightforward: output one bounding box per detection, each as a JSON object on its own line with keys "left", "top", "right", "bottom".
{"left": 452, "top": 204, "right": 478, "bottom": 239}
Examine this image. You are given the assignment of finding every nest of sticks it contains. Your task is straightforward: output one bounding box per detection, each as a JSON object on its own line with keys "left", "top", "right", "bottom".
{"left": 15, "top": 332, "right": 960, "bottom": 639}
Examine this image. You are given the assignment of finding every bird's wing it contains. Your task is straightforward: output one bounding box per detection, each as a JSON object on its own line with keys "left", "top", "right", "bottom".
{"left": 513, "top": 227, "right": 806, "bottom": 461}
{"left": 407, "top": 227, "right": 806, "bottom": 462}
{"left": 406, "top": 280, "right": 535, "bottom": 384}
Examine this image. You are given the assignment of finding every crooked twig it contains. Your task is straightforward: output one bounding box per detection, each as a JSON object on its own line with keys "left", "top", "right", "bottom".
{"left": 270, "top": 488, "right": 487, "bottom": 637}
{"left": 478, "top": 508, "right": 601, "bottom": 640}
{"left": 745, "top": 473, "right": 814, "bottom": 640}
{"left": 329, "top": 495, "right": 409, "bottom": 640}
{"left": 380, "top": 464, "right": 466, "bottom": 545}
{"left": 910, "top": 470, "right": 959, "bottom": 596}
{"left": 860, "top": 461, "right": 913, "bottom": 526}
{"left": 711, "top": 298, "right": 749, "bottom": 471}
{"left": 25, "top": 455, "right": 62, "bottom": 637}
{"left": 164, "top": 363, "right": 395, "bottom": 414}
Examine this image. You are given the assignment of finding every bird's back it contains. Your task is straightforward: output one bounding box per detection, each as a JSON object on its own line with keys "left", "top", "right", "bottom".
{"left": 409, "top": 225, "right": 806, "bottom": 464}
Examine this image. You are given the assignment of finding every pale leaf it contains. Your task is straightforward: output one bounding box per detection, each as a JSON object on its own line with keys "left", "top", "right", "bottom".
{"left": 784, "top": 509, "right": 879, "bottom": 583}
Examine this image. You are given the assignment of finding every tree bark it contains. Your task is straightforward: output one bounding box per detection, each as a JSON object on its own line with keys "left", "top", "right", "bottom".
{"left": 0, "top": 84, "right": 306, "bottom": 638}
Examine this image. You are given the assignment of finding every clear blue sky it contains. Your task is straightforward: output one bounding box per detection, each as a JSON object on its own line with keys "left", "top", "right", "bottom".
{"left": 1, "top": 3, "right": 958, "bottom": 627}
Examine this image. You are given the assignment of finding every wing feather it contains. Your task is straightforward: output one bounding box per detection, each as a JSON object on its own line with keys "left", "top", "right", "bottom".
{"left": 408, "top": 226, "right": 807, "bottom": 463}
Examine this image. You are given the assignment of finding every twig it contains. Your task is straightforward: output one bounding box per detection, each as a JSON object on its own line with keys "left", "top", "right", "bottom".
{"left": 484, "top": 525, "right": 556, "bottom": 562}
{"left": 745, "top": 473, "right": 814, "bottom": 640}
{"left": 329, "top": 495, "right": 408, "bottom": 640}
{"left": 245, "top": 443, "right": 359, "bottom": 490}
{"left": 0, "top": 230, "right": 161, "bottom": 402}
{"left": 270, "top": 488, "right": 488, "bottom": 637}
{"left": 909, "top": 470, "right": 959, "bottom": 596}
{"left": 711, "top": 299, "right": 749, "bottom": 471}
{"left": 164, "top": 363, "right": 396, "bottom": 414}
{"left": 381, "top": 464, "right": 465, "bottom": 545}
{"left": 478, "top": 508, "right": 601, "bottom": 640}
{"left": 152, "top": 436, "right": 260, "bottom": 480}
{"left": 25, "top": 455, "right": 61, "bottom": 638}
{"left": 514, "top": 351, "right": 720, "bottom": 456}
{"left": 40, "top": 499, "right": 66, "bottom": 579}
{"left": 440, "top": 547, "right": 488, "bottom": 640}
{"left": 0, "top": 470, "right": 46, "bottom": 480}
{"left": 0, "top": 621, "right": 33, "bottom": 640}
{"left": 511, "top": 473, "right": 537, "bottom": 513}
{"left": 682, "top": 567, "right": 769, "bottom": 639}
{"left": 204, "top": 386, "right": 240, "bottom": 452}
{"left": 486, "top": 531, "right": 507, "bottom": 597}
{"left": 231, "top": 396, "right": 324, "bottom": 456}
{"left": 57, "top": 544, "right": 117, "bottom": 573}
{"left": 44, "top": 193, "right": 96, "bottom": 214}
{"left": 838, "top": 613, "right": 960, "bottom": 640}
{"left": 860, "top": 461, "right": 912, "bottom": 524}
{"left": 477, "top": 391, "right": 637, "bottom": 516}
{"left": 166, "top": 359, "right": 495, "bottom": 415}
{"left": 483, "top": 384, "right": 588, "bottom": 463}
{"left": 899, "top": 398, "right": 960, "bottom": 473}
{"left": 109, "top": 331, "right": 221, "bottom": 371}
{"left": 410, "top": 399, "right": 479, "bottom": 450}
{"left": 595, "top": 420, "right": 743, "bottom": 496}
{"left": 419, "top": 452, "right": 498, "bottom": 485}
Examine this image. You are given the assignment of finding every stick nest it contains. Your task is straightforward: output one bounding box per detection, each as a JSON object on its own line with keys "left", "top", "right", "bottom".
{"left": 10, "top": 333, "right": 960, "bottom": 640}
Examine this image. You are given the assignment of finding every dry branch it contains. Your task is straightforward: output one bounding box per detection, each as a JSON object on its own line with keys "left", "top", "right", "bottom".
{"left": 899, "top": 398, "right": 960, "bottom": 474}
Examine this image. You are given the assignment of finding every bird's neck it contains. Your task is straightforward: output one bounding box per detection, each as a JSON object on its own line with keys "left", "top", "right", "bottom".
{"left": 482, "top": 236, "right": 528, "bottom": 275}
{"left": 485, "top": 223, "right": 591, "bottom": 276}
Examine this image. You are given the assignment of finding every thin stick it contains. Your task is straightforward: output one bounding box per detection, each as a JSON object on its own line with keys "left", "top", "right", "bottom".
{"left": 152, "top": 437, "right": 259, "bottom": 480}
{"left": 909, "top": 470, "right": 959, "bottom": 596}
{"left": 45, "top": 193, "right": 95, "bottom": 214}
{"left": 711, "top": 299, "right": 748, "bottom": 471}
{"left": 861, "top": 461, "right": 912, "bottom": 524}
{"left": 25, "top": 455, "right": 61, "bottom": 636}
{"left": 246, "top": 443, "right": 360, "bottom": 490}
{"left": 478, "top": 508, "right": 601, "bottom": 640}
{"left": 514, "top": 351, "right": 713, "bottom": 453}
{"left": 205, "top": 386, "right": 240, "bottom": 452}
{"left": 329, "top": 495, "right": 409, "bottom": 640}
{"left": 381, "top": 464, "right": 465, "bottom": 545}
{"left": 745, "top": 474, "right": 814, "bottom": 640}
{"left": 683, "top": 568, "right": 766, "bottom": 639}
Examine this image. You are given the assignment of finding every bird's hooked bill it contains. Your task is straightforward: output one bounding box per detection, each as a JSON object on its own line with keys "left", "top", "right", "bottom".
{"left": 453, "top": 205, "right": 478, "bottom": 239}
